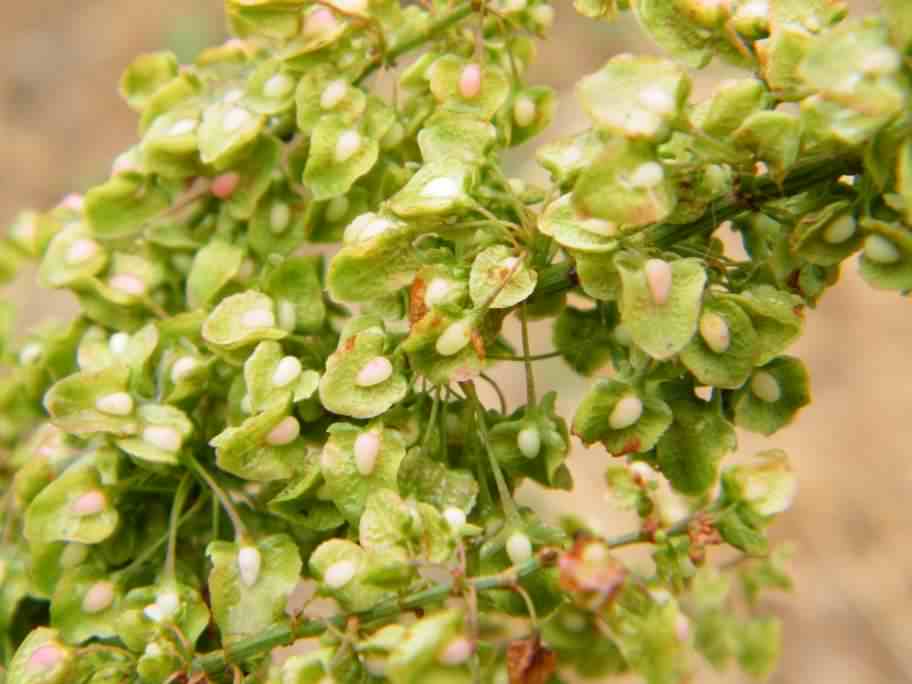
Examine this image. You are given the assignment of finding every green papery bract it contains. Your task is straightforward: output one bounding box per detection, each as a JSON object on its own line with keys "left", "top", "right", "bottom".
{"left": 617, "top": 255, "right": 706, "bottom": 360}
{"left": 206, "top": 534, "right": 302, "bottom": 644}
{"left": 722, "top": 285, "right": 803, "bottom": 366}
{"left": 115, "top": 403, "right": 194, "bottom": 466}
{"left": 385, "top": 609, "right": 465, "bottom": 684}
{"left": 308, "top": 538, "right": 391, "bottom": 612}
{"left": 198, "top": 101, "right": 267, "bottom": 169}
{"left": 417, "top": 113, "right": 497, "bottom": 164}
{"left": 573, "top": 138, "right": 677, "bottom": 227}
{"left": 38, "top": 225, "right": 107, "bottom": 289}
{"left": 115, "top": 582, "right": 210, "bottom": 653}
{"left": 692, "top": 78, "right": 772, "bottom": 139}
{"left": 388, "top": 160, "right": 476, "bottom": 218}
{"left": 397, "top": 449, "right": 479, "bottom": 514}
{"left": 295, "top": 67, "right": 366, "bottom": 134}
{"left": 7, "top": 628, "right": 75, "bottom": 684}
{"left": 680, "top": 297, "right": 758, "bottom": 389}
{"left": 537, "top": 129, "right": 604, "bottom": 189}
{"left": 186, "top": 239, "right": 245, "bottom": 309}
{"left": 303, "top": 114, "right": 380, "bottom": 200}
{"left": 573, "top": 379, "right": 673, "bottom": 456}
{"left": 222, "top": 134, "right": 283, "bottom": 220}
{"left": 468, "top": 245, "right": 537, "bottom": 309}
{"left": 539, "top": 194, "right": 618, "bottom": 254}
{"left": 790, "top": 201, "right": 863, "bottom": 267}
{"left": 24, "top": 463, "right": 119, "bottom": 545}
{"left": 263, "top": 255, "right": 327, "bottom": 333}
{"left": 858, "top": 218, "right": 912, "bottom": 291}
{"left": 428, "top": 55, "right": 510, "bottom": 120}
{"left": 553, "top": 305, "right": 618, "bottom": 376}
{"left": 319, "top": 422, "right": 406, "bottom": 523}
{"left": 49, "top": 566, "right": 123, "bottom": 644}
{"left": 318, "top": 326, "right": 407, "bottom": 418}
{"left": 576, "top": 53, "right": 690, "bottom": 140}
{"left": 84, "top": 173, "right": 172, "bottom": 240}
{"left": 44, "top": 365, "right": 137, "bottom": 437}
{"left": 211, "top": 399, "right": 300, "bottom": 481}
{"left": 732, "top": 356, "right": 811, "bottom": 435}
{"left": 119, "top": 51, "right": 180, "bottom": 112}
{"left": 202, "top": 290, "right": 288, "bottom": 351}
{"left": 733, "top": 111, "right": 802, "bottom": 183}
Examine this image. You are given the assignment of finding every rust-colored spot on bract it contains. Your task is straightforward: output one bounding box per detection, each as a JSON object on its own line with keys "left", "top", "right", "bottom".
{"left": 409, "top": 277, "right": 428, "bottom": 325}
{"left": 507, "top": 634, "right": 557, "bottom": 684}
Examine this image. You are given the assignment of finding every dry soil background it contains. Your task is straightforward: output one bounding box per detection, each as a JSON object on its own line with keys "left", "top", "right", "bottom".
{"left": 1, "top": 2, "right": 910, "bottom": 682}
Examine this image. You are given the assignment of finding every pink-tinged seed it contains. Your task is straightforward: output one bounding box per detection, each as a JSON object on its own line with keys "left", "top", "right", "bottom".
{"left": 211, "top": 172, "right": 241, "bottom": 199}
{"left": 459, "top": 63, "right": 482, "bottom": 99}
{"left": 72, "top": 490, "right": 106, "bottom": 516}
{"left": 28, "top": 643, "right": 65, "bottom": 671}
{"left": 644, "top": 258, "right": 672, "bottom": 306}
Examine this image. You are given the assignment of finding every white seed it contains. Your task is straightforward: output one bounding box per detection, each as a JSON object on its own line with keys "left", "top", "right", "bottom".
{"left": 751, "top": 371, "right": 781, "bottom": 403}
{"left": 96, "top": 392, "right": 134, "bottom": 416}
{"left": 170, "top": 356, "right": 198, "bottom": 383}
{"left": 277, "top": 299, "right": 297, "bottom": 331}
{"left": 335, "top": 130, "right": 362, "bottom": 162}
{"left": 320, "top": 80, "right": 349, "bottom": 109}
{"left": 143, "top": 604, "right": 163, "bottom": 623}
{"left": 241, "top": 308, "right": 276, "bottom": 329}
{"left": 82, "top": 581, "right": 115, "bottom": 614}
{"left": 19, "top": 343, "right": 43, "bottom": 365}
{"left": 157, "top": 592, "right": 180, "bottom": 618}
{"left": 503, "top": 0, "right": 527, "bottom": 12}
{"left": 638, "top": 86, "right": 676, "bottom": 116}
{"left": 59, "top": 543, "right": 89, "bottom": 568}
{"left": 506, "top": 531, "right": 533, "bottom": 565}
{"left": 699, "top": 312, "right": 731, "bottom": 354}
{"left": 630, "top": 162, "right": 665, "bottom": 189}
{"left": 459, "top": 63, "right": 482, "bottom": 99}
{"left": 823, "top": 214, "right": 856, "bottom": 244}
{"left": 443, "top": 506, "right": 466, "bottom": 529}
{"left": 144, "top": 643, "right": 163, "bottom": 658}
{"left": 109, "top": 332, "right": 130, "bottom": 355}
{"left": 863, "top": 47, "right": 900, "bottom": 75}
{"left": 864, "top": 234, "right": 902, "bottom": 264}
{"left": 436, "top": 320, "right": 472, "bottom": 356}
{"left": 424, "top": 277, "right": 452, "bottom": 308}
{"left": 626, "top": 109, "right": 663, "bottom": 136}
{"left": 421, "top": 177, "right": 461, "bottom": 200}
{"left": 513, "top": 96, "right": 537, "bottom": 127}
{"left": 354, "top": 431, "right": 381, "bottom": 476}
{"left": 169, "top": 118, "right": 198, "bottom": 137}
{"left": 61, "top": 193, "right": 85, "bottom": 211}
{"left": 737, "top": 0, "right": 768, "bottom": 19}
{"left": 273, "top": 356, "right": 303, "bottom": 388}
{"left": 223, "top": 88, "right": 244, "bottom": 104}
{"left": 438, "top": 637, "right": 474, "bottom": 666}
{"left": 644, "top": 258, "right": 673, "bottom": 306}
{"left": 306, "top": 6, "right": 338, "bottom": 34}
{"left": 324, "top": 559, "right": 357, "bottom": 589}
{"left": 530, "top": 4, "right": 555, "bottom": 29}
{"left": 357, "top": 357, "right": 393, "bottom": 387}
{"left": 508, "top": 178, "right": 526, "bottom": 195}
{"left": 237, "top": 546, "right": 262, "bottom": 587}
{"left": 65, "top": 238, "right": 99, "bottom": 265}
{"left": 334, "top": 0, "right": 368, "bottom": 12}
{"left": 72, "top": 490, "right": 106, "bottom": 516}
{"left": 109, "top": 274, "right": 146, "bottom": 296}
{"left": 270, "top": 202, "right": 291, "bottom": 234}
{"left": 224, "top": 107, "right": 252, "bottom": 132}
{"left": 609, "top": 395, "right": 643, "bottom": 430}
{"left": 264, "top": 73, "right": 295, "bottom": 98}
{"left": 358, "top": 217, "right": 394, "bottom": 241}
{"left": 629, "top": 461, "right": 657, "bottom": 481}
{"left": 28, "top": 644, "right": 65, "bottom": 671}
{"left": 143, "top": 425, "right": 183, "bottom": 453}
{"left": 325, "top": 196, "right": 350, "bottom": 223}
{"left": 517, "top": 426, "right": 541, "bottom": 459}
{"left": 675, "top": 615, "right": 691, "bottom": 642}
{"left": 266, "top": 416, "right": 300, "bottom": 446}
{"left": 581, "top": 542, "right": 609, "bottom": 564}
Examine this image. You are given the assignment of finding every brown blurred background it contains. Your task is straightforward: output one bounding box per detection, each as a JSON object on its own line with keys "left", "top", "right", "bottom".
{"left": 1, "top": 1, "right": 910, "bottom": 682}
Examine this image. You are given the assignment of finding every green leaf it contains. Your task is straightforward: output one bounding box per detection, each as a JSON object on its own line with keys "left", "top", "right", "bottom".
{"left": 737, "top": 618, "right": 781, "bottom": 678}
{"left": 385, "top": 609, "right": 465, "bottom": 684}
{"left": 634, "top": 0, "right": 744, "bottom": 68}
{"left": 119, "top": 51, "right": 179, "bottom": 112}
{"left": 655, "top": 393, "right": 736, "bottom": 496}
{"left": 732, "top": 356, "right": 810, "bottom": 435}
{"left": 428, "top": 55, "right": 510, "bottom": 120}
{"left": 722, "top": 285, "right": 802, "bottom": 366}
{"left": 573, "top": 379, "right": 673, "bottom": 456}
{"left": 553, "top": 305, "right": 617, "bottom": 376}
{"left": 211, "top": 400, "right": 300, "bottom": 481}
{"left": 320, "top": 423, "right": 406, "bottom": 523}
{"left": 50, "top": 567, "right": 123, "bottom": 644}
{"left": 790, "top": 201, "right": 863, "bottom": 267}
{"left": 115, "top": 403, "right": 194, "bottom": 466}
{"left": 398, "top": 449, "right": 478, "bottom": 514}
{"left": 692, "top": 78, "right": 771, "bottom": 139}
{"left": 318, "top": 326, "right": 408, "bottom": 419}
{"left": 858, "top": 218, "right": 912, "bottom": 291}
{"left": 115, "top": 582, "right": 210, "bottom": 652}
{"left": 263, "top": 255, "right": 326, "bottom": 334}
{"left": 733, "top": 111, "right": 802, "bottom": 183}
{"left": 198, "top": 101, "right": 266, "bottom": 169}
{"left": 617, "top": 255, "right": 706, "bottom": 360}
{"left": 84, "top": 173, "right": 171, "bottom": 240}
{"left": 206, "top": 534, "right": 302, "bottom": 644}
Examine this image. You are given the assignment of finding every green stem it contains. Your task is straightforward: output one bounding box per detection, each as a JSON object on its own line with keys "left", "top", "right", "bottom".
{"left": 356, "top": 2, "right": 475, "bottom": 84}
{"left": 165, "top": 474, "right": 193, "bottom": 580}
{"left": 488, "top": 350, "right": 562, "bottom": 362}
{"left": 120, "top": 493, "right": 209, "bottom": 578}
{"left": 519, "top": 304, "right": 537, "bottom": 406}
{"left": 184, "top": 452, "right": 248, "bottom": 541}
{"left": 529, "top": 153, "right": 862, "bottom": 300}
{"left": 192, "top": 554, "right": 548, "bottom": 674}
{"left": 461, "top": 381, "right": 521, "bottom": 524}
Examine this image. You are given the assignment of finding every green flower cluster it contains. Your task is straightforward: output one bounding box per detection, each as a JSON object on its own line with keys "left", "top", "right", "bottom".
{"left": 0, "top": 0, "right": 909, "bottom": 682}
